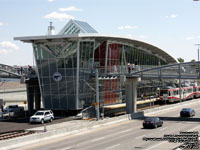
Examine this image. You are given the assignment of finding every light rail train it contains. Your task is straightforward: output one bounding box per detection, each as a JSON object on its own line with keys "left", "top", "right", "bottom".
{"left": 159, "top": 86, "right": 200, "bottom": 103}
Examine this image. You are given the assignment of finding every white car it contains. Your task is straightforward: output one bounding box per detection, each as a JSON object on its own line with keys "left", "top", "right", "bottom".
{"left": 30, "top": 110, "right": 54, "bottom": 124}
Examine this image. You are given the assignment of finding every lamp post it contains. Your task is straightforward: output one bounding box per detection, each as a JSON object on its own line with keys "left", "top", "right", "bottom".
{"left": 195, "top": 44, "right": 200, "bottom": 61}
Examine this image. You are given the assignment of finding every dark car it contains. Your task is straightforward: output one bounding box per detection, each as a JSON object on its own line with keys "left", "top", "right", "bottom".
{"left": 143, "top": 117, "right": 163, "bottom": 128}
{"left": 180, "top": 108, "right": 195, "bottom": 117}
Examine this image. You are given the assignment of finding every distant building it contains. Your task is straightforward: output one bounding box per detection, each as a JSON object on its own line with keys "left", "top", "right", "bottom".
{"left": 15, "top": 19, "right": 176, "bottom": 111}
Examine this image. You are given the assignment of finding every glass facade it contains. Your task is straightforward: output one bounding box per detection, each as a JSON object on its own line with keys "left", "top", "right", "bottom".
{"left": 33, "top": 41, "right": 78, "bottom": 110}
{"left": 33, "top": 38, "right": 169, "bottom": 111}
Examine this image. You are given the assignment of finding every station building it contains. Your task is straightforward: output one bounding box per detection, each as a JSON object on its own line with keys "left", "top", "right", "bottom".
{"left": 15, "top": 20, "right": 176, "bottom": 112}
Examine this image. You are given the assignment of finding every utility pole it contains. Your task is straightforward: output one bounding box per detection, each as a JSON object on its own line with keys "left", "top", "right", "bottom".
{"left": 195, "top": 44, "right": 200, "bottom": 61}
{"left": 95, "top": 69, "right": 100, "bottom": 121}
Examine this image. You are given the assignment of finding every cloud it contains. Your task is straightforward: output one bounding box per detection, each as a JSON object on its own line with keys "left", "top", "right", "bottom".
{"left": 118, "top": 25, "right": 137, "bottom": 30}
{"left": 125, "top": 34, "right": 148, "bottom": 40}
{"left": 43, "top": 12, "right": 75, "bottom": 21}
{"left": 0, "top": 22, "right": 8, "bottom": 26}
{"left": 0, "top": 41, "right": 19, "bottom": 54}
{"left": 185, "top": 36, "right": 200, "bottom": 40}
{"left": 186, "top": 37, "right": 195, "bottom": 40}
{"left": 59, "top": 6, "right": 83, "bottom": 12}
{"left": 48, "top": 0, "right": 56, "bottom": 2}
{"left": 165, "top": 14, "right": 178, "bottom": 19}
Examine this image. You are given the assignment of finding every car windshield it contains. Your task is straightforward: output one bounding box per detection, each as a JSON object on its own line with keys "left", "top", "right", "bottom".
{"left": 145, "top": 118, "right": 155, "bottom": 121}
{"left": 9, "top": 106, "right": 17, "bottom": 108}
{"left": 34, "top": 112, "right": 44, "bottom": 115}
{"left": 182, "top": 108, "right": 191, "bottom": 111}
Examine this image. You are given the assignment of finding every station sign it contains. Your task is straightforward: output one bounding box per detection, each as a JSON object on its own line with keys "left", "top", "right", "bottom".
{"left": 53, "top": 72, "right": 62, "bottom": 82}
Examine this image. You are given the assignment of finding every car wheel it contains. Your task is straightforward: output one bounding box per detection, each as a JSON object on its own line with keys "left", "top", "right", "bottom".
{"left": 49, "top": 118, "right": 53, "bottom": 122}
{"left": 41, "top": 119, "right": 44, "bottom": 124}
{"left": 154, "top": 124, "right": 157, "bottom": 128}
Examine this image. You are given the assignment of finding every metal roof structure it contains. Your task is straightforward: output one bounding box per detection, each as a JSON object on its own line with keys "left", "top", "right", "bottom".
{"left": 58, "top": 19, "right": 98, "bottom": 35}
{"left": 14, "top": 33, "right": 177, "bottom": 64}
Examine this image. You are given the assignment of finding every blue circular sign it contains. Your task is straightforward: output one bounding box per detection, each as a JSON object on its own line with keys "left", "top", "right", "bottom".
{"left": 53, "top": 72, "right": 62, "bottom": 82}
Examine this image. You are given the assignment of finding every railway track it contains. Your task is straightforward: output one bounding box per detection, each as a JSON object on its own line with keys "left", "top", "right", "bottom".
{"left": 0, "top": 130, "right": 35, "bottom": 141}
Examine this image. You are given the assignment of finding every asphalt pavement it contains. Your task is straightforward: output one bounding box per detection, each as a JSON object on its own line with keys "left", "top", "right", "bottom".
{"left": 4, "top": 98, "right": 200, "bottom": 150}
{"left": 0, "top": 116, "right": 79, "bottom": 134}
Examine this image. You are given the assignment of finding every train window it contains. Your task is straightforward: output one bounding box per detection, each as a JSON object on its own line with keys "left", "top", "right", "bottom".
{"left": 173, "top": 91, "right": 178, "bottom": 95}
{"left": 160, "top": 90, "right": 168, "bottom": 96}
{"left": 187, "top": 88, "right": 192, "bottom": 93}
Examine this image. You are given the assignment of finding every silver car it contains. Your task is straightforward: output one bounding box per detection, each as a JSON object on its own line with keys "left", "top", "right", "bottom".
{"left": 30, "top": 110, "right": 54, "bottom": 124}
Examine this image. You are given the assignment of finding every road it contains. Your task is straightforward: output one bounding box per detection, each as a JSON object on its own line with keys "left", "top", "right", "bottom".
{"left": 0, "top": 116, "right": 78, "bottom": 134}
{"left": 11, "top": 100, "right": 200, "bottom": 150}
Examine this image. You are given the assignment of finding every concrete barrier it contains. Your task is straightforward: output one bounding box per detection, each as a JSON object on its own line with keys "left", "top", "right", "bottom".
{"left": 131, "top": 111, "right": 144, "bottom": 119}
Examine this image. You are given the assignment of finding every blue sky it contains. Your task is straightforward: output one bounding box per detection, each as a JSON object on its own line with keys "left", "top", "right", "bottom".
{"left": 0, "top": 0, "right": 200, "bottom": 66}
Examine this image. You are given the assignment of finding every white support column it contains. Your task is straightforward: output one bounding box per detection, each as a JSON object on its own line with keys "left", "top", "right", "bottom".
{"left": 125, "top": 77, "right": 140, "bottom": 114}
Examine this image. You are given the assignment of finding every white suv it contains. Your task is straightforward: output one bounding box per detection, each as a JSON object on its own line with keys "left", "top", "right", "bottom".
{"left": 30, "top": 110, "right": 54, "bottom": 124}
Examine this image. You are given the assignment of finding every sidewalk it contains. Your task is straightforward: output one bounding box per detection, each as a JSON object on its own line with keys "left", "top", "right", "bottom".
{"left": 1, "top": 98, "right": 200, "bottom": 149}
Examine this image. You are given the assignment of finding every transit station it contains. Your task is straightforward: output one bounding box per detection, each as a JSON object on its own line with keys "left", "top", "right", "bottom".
{"left": 13, "top": 20, "right": 200, "bottom": 118}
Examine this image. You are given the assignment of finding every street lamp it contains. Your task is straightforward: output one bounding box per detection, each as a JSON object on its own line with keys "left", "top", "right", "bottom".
{"left": 195, "top": 44, "right": 200, "bottom": 61}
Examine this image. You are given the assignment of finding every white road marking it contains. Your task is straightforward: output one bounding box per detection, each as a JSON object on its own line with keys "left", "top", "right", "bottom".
{"left": 119, "top": 129, "right": 132, "bottom": 134}
{"left": 103, "top": 119, "right": 128, "bottom": 126}
{"left": 59, "top": 146, "right": 73, "bottom": 150}
{"left": 146, "top": 141, "right": 166, "bottom": 150}
{"left": 105, "top": 144, "right": 120, "bottom": 149}
{"left": 188, "top": 125, "right": 200, "bottom": 132}
{"left": 159, "top": 127, "right": 168, "bottom": 131}
{"left": 91, "top": 136, "right": 105, "bottom": 142}
{"left": 135, "top": 134, "right": 146, "bottom": 139}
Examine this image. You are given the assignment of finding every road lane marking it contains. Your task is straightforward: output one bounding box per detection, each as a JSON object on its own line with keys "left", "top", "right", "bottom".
{"left": 105, "top": 144, "right": 120, "bottom": 150}
{"left": 104, "top": 119, "right": 128, "bottom": 126}
{"left": 91, "top": 136, "right": 105, "bottom": 142}
{"left": 59, "top": 147, "right": 73, "bottom": 150}
{"left": 135, "top": 134, "right": 146, "bottom": 140}
{"left": 188, "top": 125, "right": 200, "bottom": 131}
{"left": 159, "top": 127, "right": 168, "bottom": 131}
{"left": 119, "top": 129, "right": 132, "bottom": 134}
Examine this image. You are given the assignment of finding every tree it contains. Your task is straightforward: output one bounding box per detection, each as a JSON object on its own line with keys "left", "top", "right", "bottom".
{"left": 177, "top": 57, "right": 184, "bottom": 63}
{"left": 191, "top": 59, "right": 196, "bottom": 62}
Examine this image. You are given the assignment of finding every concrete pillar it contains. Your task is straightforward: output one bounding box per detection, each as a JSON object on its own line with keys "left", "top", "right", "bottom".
{"left": 26, "top": 83, "right": 34, "bottom": 115}
{"left": 125, "top": 77, "right": 140, "bottom": 114}
{"left": 35, "top": 85, "right": 41, "bottom": 110}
